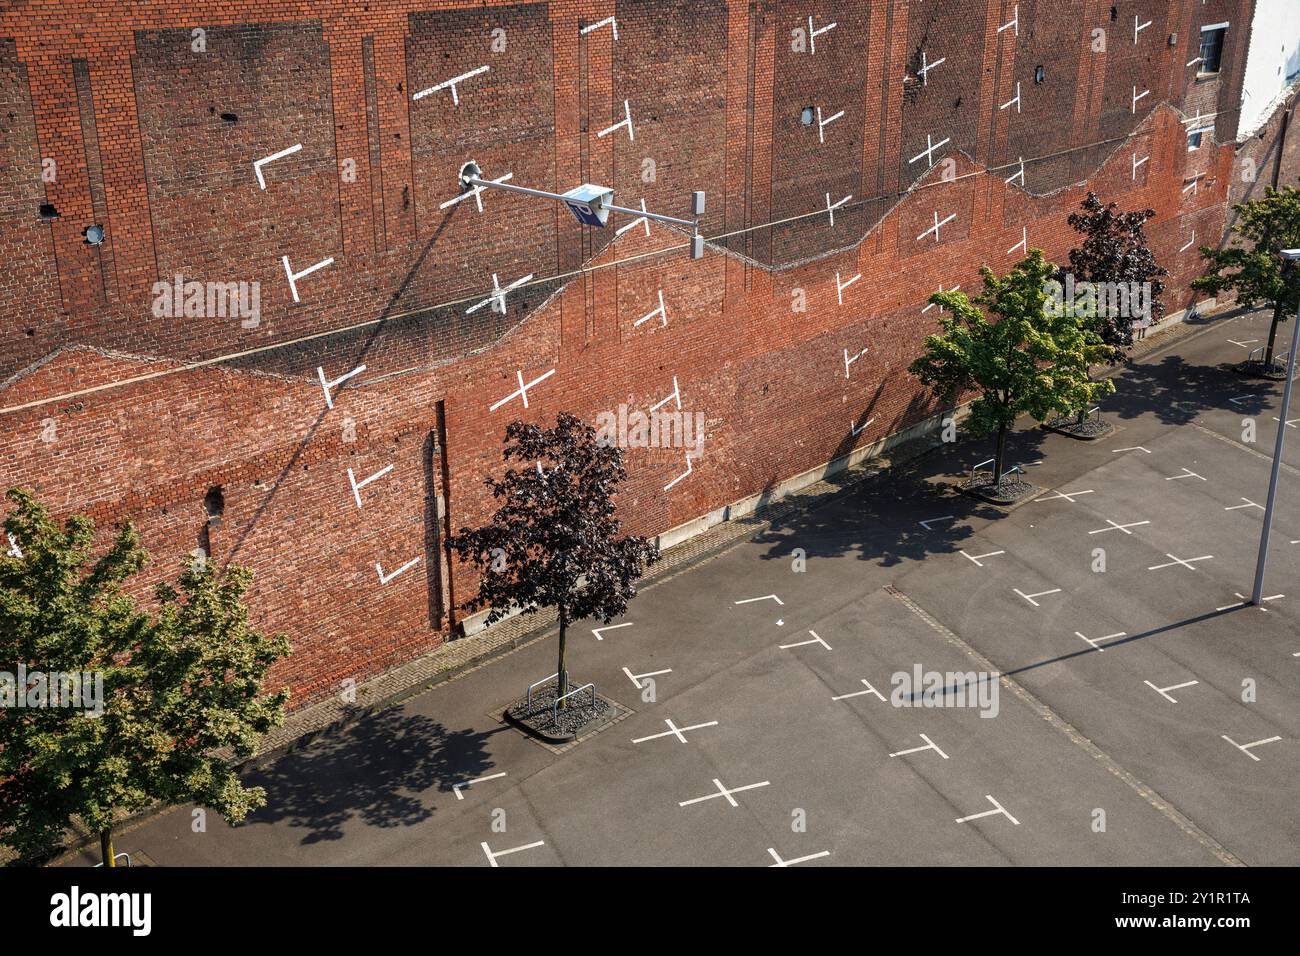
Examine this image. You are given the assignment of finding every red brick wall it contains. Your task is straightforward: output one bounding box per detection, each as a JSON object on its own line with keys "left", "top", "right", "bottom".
{"left": 0, "top": 0, "right": 1267, "bottom": 709}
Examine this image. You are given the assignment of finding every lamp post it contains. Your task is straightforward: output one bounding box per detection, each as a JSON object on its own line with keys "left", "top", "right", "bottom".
{"left": 456, "top": 161, "right": 706, "bottom": 259}
{"left": 1250, "top": 249, "right": 1300, "bottom": 606}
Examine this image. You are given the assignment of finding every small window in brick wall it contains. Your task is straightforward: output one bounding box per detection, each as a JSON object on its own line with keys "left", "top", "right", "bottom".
{"left": 1034, "top": 65, "right": 1045, "bottom": 84}
{"left": 1199, "top": 25, "right": 1228, "bottom": 75}
{"left": 801, "top": 106, "right": 814, "bottom": 127}
{"left": 203, "top": 486, "right": 225, "bottom": 527}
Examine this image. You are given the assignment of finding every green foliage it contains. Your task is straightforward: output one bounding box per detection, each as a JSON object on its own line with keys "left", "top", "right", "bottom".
{"left": 909, "top": 250, "right": 1117, "bottom": 441}
{"left": 0, "top": 489, "right": 290, "bottom": 861}
{"left": 1192, "top": 185, "right": 1300, "bottom": 313}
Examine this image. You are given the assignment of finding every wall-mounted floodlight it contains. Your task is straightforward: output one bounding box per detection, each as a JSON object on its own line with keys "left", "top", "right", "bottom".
{"left": 457, "top": 160, "right": 706, "bottom": 259}
{"left": 1250, "top": 248, "right": 1300, "bottom": 605}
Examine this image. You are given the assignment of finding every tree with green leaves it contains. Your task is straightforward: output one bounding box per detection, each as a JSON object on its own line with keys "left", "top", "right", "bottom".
{"left": 449, "top": 413, "right": 658, "bottom": 707}
{"left": 0, "top": 488, "right": 290, "bottom": 866}
{"left": 909, "top": 250, "right": 1117, "bottom": 483}
{"left": 1193, "top": 185, "right": 1300, "bottom": 370}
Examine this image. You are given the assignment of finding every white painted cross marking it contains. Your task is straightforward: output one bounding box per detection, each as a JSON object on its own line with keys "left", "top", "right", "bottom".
{"left": 825, "top": 192, "right": 852, "bottom": 227}
{"left": 1272, "top": 416, "right": 1300, "bottom": 429}
{"left": 679, "top": 778, "right": 770, "bottom": 808}
{"left": 650, "top": 375, "right": 682, "bottom": 413}
{"left": 441, "top": 172, "right": 514, "bottom": 213}
{"left": 623, "top": 666, "right": 671, "bottom": 689}
{"left": 467, "top": 271, "right": 533, "bottom": 315}
{"left": 1216, "top": 591, "right": 1283, "bottom": 611}
{"left": 481, "top": 839, "right": 544, "bottom": 867}
{"left": 1132, "top": 86, "right": 1150, "bottom": 113}
{"left": 1144, "top": 679, "right": 1199, "bottom": 703}
{"left": 919, "top": 515, "right": 955, "bottom": 530}
{"left": 253, "top": 143, "right": 303, "bottom": 190}
{"left": 960, "top": 549, "right": 1006, "bottom": 567}
{"left": 1007, "top": 226, "right": 1027, "bottom": 256}
{"left": 615, "top": 199, "right": 652, "bottom": 238}
{"left": 808, "top": 15, "right": 837, "bottom": 54}
{"left": 489, "top": 368, "right": 556, "bottom": 413}
{"left": 1006, "top": 156, "right": 1025, "bottom": 186}
{"left": 348, "top": 464, "right": 394, "bottom": 508}
{"left": 835, "top": 271, "right": 861, "bottom": 304}
{"left": 592, "top": 622, "right": 634, "bottom": 641}
{"left": 414, "top": 65, "right": 490, "bottom": 106}
{"left": 915, "top": 49, "right": 945, "bottom": 85}
{"left": 816, "top": 106, "right": 844, "bottom": 143}
{"left": 453, "top": 771, "right": 507, "bottom": 800}
{"left": 850, "top": 416, "right": 875, "bottom": 437}
{"left": 1033, "top": 488, "right": 1095, "bottom": 503}
{"left": 921, "top": 284, "right": 960, "bottom": 313}
{"left": 1000, "top": 81, "right": 1021, "bottom": 114}
{"left": 767, "top": 847, "right": 830, "bottom": 867}
{"left": 317, "top": 364, "right": 365, "bottom": 409}
{"left": 1225, "top": 498, "right": 1264, "bottom": 512}
{"left": 283, "top": 255, "right": 334, "bottom": 303}
{"left": 889, "top": 733, "right": 949, "bottom": 760}
{"left": 1221, "top": 733, "right": 1282, "bottom": 762}
{"left": 909, "top": 133, "right": 951, "bottom": 167}
{"left": 634, "top": 289, "right": 669, "bottom": 328}
{"left": 1014, "top": 587, "right": 1062, "bottom": 607}
{"left": 779, "top": 630, "right": 831, "bottom": 651}
{"left": 1133, "top": 15, "right": 1152, "bottom": 43}
{"left": 1088, "top": 519, "right": 1151, "bottom": 535}
{"left": 631, "top": 718, "right": 718, "bottom": 745}
{"left": 580, "top": 16, "right": 618, "bottom": 40}
{"left": 597, "top": 99, "right": 635, "bottom": 141}
{"left": 1147, "top": 554, "right": 1213, "bottom": 571}
{"left": 843, "top": 346, "right": 868, "bottom": 377}
{"left": 918, "top": 211, "right": 957, "bottom": 243}
{"left": 832, "top": 679, "right": 886, "bottom": 702}
{"left": 955, "top": 795, "right": 1020, "bottom": 826}
{"left": 376, "top": 557, "right": 419, "bottom": 585}
{"left": 998, "top": 4, "right": 1019, "bottom": 36}
{"left": 1076, "top": 630, "right": 1126, "bottom": 653}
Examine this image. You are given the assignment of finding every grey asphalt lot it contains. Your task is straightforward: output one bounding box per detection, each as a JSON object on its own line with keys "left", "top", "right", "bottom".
{"left": 73, "top": 311, "right": 1298, "bottom": 867}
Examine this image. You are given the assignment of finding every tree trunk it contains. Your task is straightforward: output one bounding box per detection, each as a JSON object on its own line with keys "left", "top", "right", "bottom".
{"left": 555, "top": 609, "right": 568, "bottom": 709}
{"left": 100, "top": 828, "right": 115, "bottom": 868}
{"left": 993, "top": 424, "right": 1008, "bottom": 487}
{"left": 1265, "top": 302, "right": 1282, "bottom": 367}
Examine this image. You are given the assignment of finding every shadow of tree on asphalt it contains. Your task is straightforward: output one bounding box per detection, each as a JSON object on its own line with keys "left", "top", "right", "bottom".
{"left": 1100, "top": 353, "right": 1275, "bottom": 427}
{"left": 241, "top": 706, "right": 500, "bottom": 844}
{"left": 753, "top": 425, "right": 1051, "bottom": 566}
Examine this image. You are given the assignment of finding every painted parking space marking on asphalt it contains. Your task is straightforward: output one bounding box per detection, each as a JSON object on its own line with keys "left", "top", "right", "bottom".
{"left": 919, "top": 515, "right": 955, "bottom": 530}
{"left": 631, "top": 718, "right": 719, "bottom": 745}
{"left": 888, "top": 733, "right": 950, "bottom": 760}
{"left": 678, "top": 778, "right": 770, "bottom": 808}
{"left": 1033, "top": 488, "right": 1095, "bottom": 503}
{"left": 779, "top": 630, "right": 831, "bottom": 651}
{"left": 1076, "top": 630, "right": 1126, "bottom": 653}
{"left": 481, "top": 839, "right": 545, "bottom": 867}
{"left": 1165, "top": 467, "right": 1206, "bottom": 481}
{"left": 1088, "top": 519, "right": 1151, "bottom": 535}
{"left": 623, "top": 666, "right": 671, "bottom": 689}
{"left": 767, "top": 847, "right": 830, "bottom": 867}
{"left": 1216, "top": 592, "right": 1283, "bottom": 611}
{"left": 453, "top": 771, "right": 507, "bottom": 800}
{"left": 1225, "top": 498, "right": 1264, "bottom": 513}
{"left": 832, "top": 679, "right": 886, "bottom": 702}
{"left": 960, "top": 549, "right": 1005, "bottom": 567}
{"left": 1221, "top": 734, "right": 1282, "bottom": 762}
{"left": 592, "top": 622, "right": 634, "bottom": 641}
{"left": 955, "top": 795, "right": 1020, "bottom": 826}
{"left": 735, "top": 594, "right": 784, "bottom": 605}
{"left": 1147, "top": 554, "right": 1213, "bottom": 571}
{"left": 1014, "top": 587, "right": 1062, "bottom": 607}
{"left": 1143, "top": 679, "right": 1199, "bottom": 704}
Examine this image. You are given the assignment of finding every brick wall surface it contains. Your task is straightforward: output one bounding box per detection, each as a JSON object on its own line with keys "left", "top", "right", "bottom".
{"left": 0, "top": 0, "right": 1274, "bottom": 709}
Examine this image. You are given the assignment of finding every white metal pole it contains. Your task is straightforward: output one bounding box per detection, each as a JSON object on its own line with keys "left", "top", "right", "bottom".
{"left": 1250, "top": 250, "right": 1300, "bottom": 605}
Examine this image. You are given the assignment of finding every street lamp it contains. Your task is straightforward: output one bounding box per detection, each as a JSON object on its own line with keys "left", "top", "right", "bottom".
{"left": 1250, "top": 248, "right": 1300, "bottom": 605}
{"left": 456, "top": 161, "right": 706, "bottom": 259}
